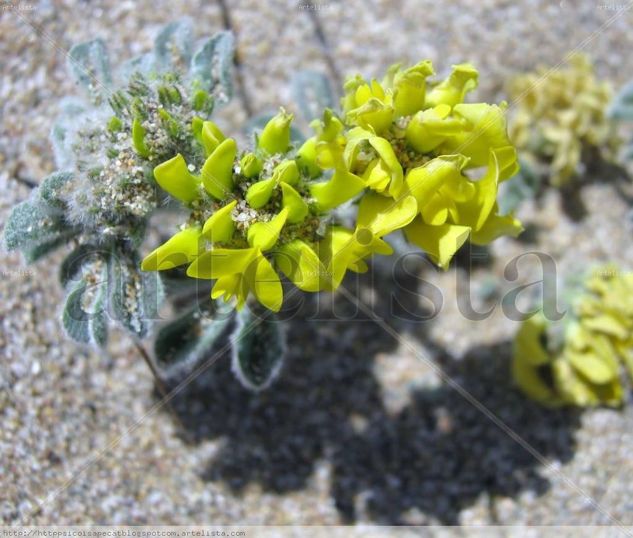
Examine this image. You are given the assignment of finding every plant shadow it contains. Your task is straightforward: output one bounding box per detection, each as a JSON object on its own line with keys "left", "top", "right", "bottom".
{"left": 165, "top": 268, "right": 581, "bottom": 524}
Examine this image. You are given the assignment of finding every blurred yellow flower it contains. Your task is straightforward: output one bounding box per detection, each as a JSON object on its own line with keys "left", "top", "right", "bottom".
{"left": 512, "top": 266, "right": 633, "bottom": 407}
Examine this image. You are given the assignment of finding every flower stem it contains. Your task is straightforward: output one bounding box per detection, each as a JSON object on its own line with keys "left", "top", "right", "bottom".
{"left": 131, "top": 338, "right": 188, "bottom": 436}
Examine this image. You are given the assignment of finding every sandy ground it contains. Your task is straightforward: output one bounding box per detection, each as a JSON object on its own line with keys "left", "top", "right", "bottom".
{"left": 2, "top": 0, "right": 633, "bottom": 526}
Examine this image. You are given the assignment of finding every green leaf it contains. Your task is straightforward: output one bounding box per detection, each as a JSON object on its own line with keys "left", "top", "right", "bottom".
{"left": 291, "top": 70, "right": 335, "bottom": 124}
{"left": 3, "top": 198, "right": 77, "bottom": 253}
{"left": 154, "top": 302, "right": 234, "bottom": 372}
{"left": 60, "top": 244, "right": 103, "bottom": 286}
{"left": 498, "top": 157, "right": 542, "bottom": 214}
{"left": 108, "top": 247, "right": 164, "bottom": 338}
{"left": 68, "top": 39, "right": 112, "bottom": 101}
{"left": 190, "top": 31, "right": 235, "bottom": 104}
{"left": 230, "top": 305, "right": 286, "bottom": 390}
{"left": 39, "top": 171, "right": 74, "bottom": 210}
{"left": 23, "top": 235, "right": 71, "bottom": 263}
{"left": 62, "top": 257, "right": 109, "bottom": 348}
{"left": 609, "top": 80, "right": 633, "bottom": 121}
{"left": 50, "top": 98, "right": 86, "bottom": 168}
{"left": 153, "top": 19, "right": 194, "bottom": 71}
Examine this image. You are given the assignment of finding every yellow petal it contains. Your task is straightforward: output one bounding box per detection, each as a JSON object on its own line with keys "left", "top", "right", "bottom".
{"left": 153, "top": 154, "right": 200, "bottom": 203}
{"left": 202, "top": 200, "right": 237, "bottom": 243}
{"left": 246, "top": 177, "right": 276, "bottom": 209}
{"left": 317, "top": 226, "right": 357, "bottom": 290}
{"left": 368, "top": 136, "right": 403, "bottom": 197}
{"left": 309, "top": 168, "right": 365, "bottom": 211}
{"left": 581, "top": 315, "right": 629, "bottom": 340}
{"left": 141, "top": 226, "right": 203, "bottom": 271}
{"left": 426, "top": 63, "right": 479, "bottom": 108}
{"left": 281, "top": 182, "right": 309, "bottom": 223}
{"left": 357, "top": 192, "right": 418, "bottom": 236}
{"left": 421, "top": 193, "right": 449, "bottom": 225}
{"left": 247, "top": 207, "right": 289, "bottom": 251}
{"left": 258, "top": 109, "right": 293, "bottom": 155}
{"left": 405, "top": 105, "right": 465, "bottom": 153}
{"left": 391, "top": 60, "right": 434, "bottom": 117}
{"left": 296, "top": 138, "right": 322, "bottom": 178}
{"left": 274, "top": 239, "right": 324, "bottom": 292}
{"left": 452, "top": 150, "right": 499, "bottom": 231}
{"left": 201, "top": 120, "right": 226, "bottom": 156}
{"left": 405, "top": 218, "right": 470, "bottom": 269}
{"left": 240, "top": 152, "right": 263, "bottom": 178}
{"left": 272, "top": 160, "right": 299, "bottom": 186}
{"left": 404, "top": 155, "right": 468, "bottom": 207}
{"left": 442, "top": 103, "right": 512, "bottom": 168}
{"left": 566, "top": 350, "right": 616, "bottom": 384}
{"left": 201, "top": 138, "right": 236, "bottom": 200}
{"left": 249, "top": 254, "right": 283, "bottom": 312}
{"left": 470, "top": 212, "right": 523, "bottom": 245}
{"left": 187, "top": 247, "right": 258, "bottom": 279}
{"left": 211, "top": 273, "right": 243, "bottom": 301}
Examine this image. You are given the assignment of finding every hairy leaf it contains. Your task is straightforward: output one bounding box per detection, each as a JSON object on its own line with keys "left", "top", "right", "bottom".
{"left": 39, "top": 171, "right": 74, "bottom": 210}
{"left": 609, "top": 80, "right": 633, "bottom": 121}
{"left": 154, "top": 302, "right": 234, "bottom": 372}
{"left": 62, "top": 258, "right": 109, "bottom": 348}
{"left": 68, "top": 39, "right": 112, "bottom": 101}
{"left": 231, "top": 305, "right": 286, "bottom": 391}
{"left": 3, "top": 198, "right": 77, "bottom": 253}
{"left": 154, "top": 18, "right": 194, "bottom": 71}
{"left": 292, "top": 70, "right": 335, "bottom": 124}
{"left": 191, "top": 31, "right": 235, "bottom": 104}
{"left": 108, "top": 247, "right": 164, "bottom": 338}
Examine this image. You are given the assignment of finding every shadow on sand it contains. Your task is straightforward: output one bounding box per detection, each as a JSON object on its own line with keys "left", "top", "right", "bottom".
{"left": 164, "top": 265, "right": 581, "bottom": 524}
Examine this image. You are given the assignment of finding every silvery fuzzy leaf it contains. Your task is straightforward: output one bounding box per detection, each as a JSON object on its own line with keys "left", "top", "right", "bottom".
{"left": 3, "top": 196, "right": 77, "bottom": 254}
{"left": 62, "top": 257, "right": 109, "bottom": 348}
{"left": 291, "top": 70, "right": 335, "bottom": 124}
{"left": 153, "top": 301, "right": 234, "bottom": 374}
{"left": 609, "top": 80, "right": 633, "bottom": 121}
{"left": 154, "top": 18, "right": 194, "bottom": 72}
{"left": 68, "top": 39, "right": 112, "bottom": 102}
{"left": 190, "top": 31, "right": 235, "bottom": 104}
{"left": 39, "top": 171, "right": 74, "bottom": 210}
{"left": 230, "top": 305, "right": 286, "bottom": 391}
{"left": 108, "top": 246, "right": 164, "bottom": 338}
{"left": 116, "top": 52, "right": 156, "bottom": 85}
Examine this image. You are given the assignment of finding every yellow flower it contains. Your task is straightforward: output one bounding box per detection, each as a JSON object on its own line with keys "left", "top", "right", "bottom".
{"left": 402, "top": 149, "right": 522, "bottom": 268}
{"left": 317, "top": 193, "right": 418, "bottom": 289}
{"left": 508, "top": 54, "right": 619, "bottom": 186}
{"left": 154, "top": 134, "right": 237, "bottom": 203}
{"left": 425, "top": 63, "right": 479, "bottom": 108}
{"left": 257, "top": 109, "right": 293, "bottom": 156}
{"left": 513, "top": 266, "right": 633, "bottom": 408}
{"left": 314, "top": 59, "right": 522, "bottom": 270}
{"left": 342, "top": 77, "right": 395, "bottom": 134}
{"left": 382, "top": 60, "right": 434, "bottom": 117}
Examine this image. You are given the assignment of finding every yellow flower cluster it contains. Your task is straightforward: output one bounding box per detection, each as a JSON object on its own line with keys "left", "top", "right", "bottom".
{"left": 513, "top": 267, "right": 633, "bottom": 407}
{"left": 306, "top": 61, "right": 523, "bottom": 269}
{"left": 142, "top": 60, "right": 524, "bottom": 312}
{"left": 508, "top": 54, "right": 619, "bottom": 186}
